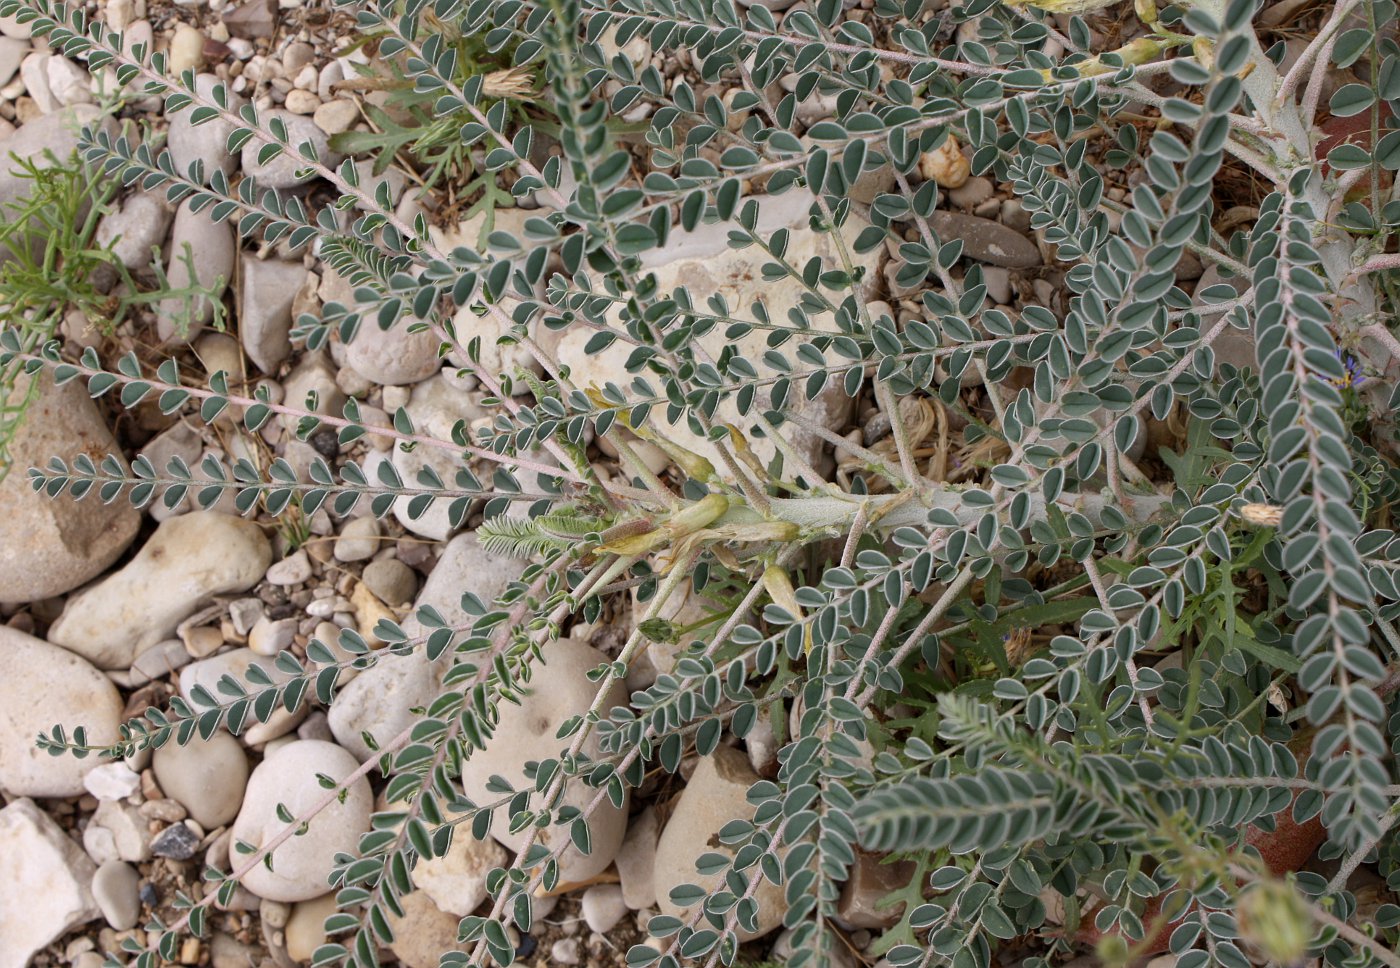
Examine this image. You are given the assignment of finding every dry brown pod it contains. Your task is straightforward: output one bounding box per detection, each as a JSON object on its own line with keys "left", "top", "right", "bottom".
{"left": 920, "top": 135, "right": 970, "bottom": 189}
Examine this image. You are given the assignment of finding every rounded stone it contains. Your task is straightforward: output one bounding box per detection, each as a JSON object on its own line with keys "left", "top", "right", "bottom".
{"left": 329, "top": 532, "right": 527, "bottom": 761}
{"left": 152, "top": 731, "right": 250, "bottom": 829}
{"left": 239, "top": 255, "right": 307, "bottom": 374}
{"left": 286, "top": 892, "right": 339, "bottom": 962}
{"left": 412, "top": 822, "right": 506, "bottom": 916}
{"left": 581, "top": 883, "right": 627, "bottom": 934}
{"left": 0, "top": 373, "right": 140, "bottom": 604}
{"left": 344, "top": 313, "right": 442, "bottom": 386}
{"left": 458, "top": 638, "right": 629, "bottom": 882}
{"left": 653, "top": 746, "right": 788, "bottom": 941}
{"left": 333, "top": 516, "right": 381, "bottom": 562}
{"left": 241, "top": 109, "right": 340, "bottom": 189}
{"left": 179, "top": 648, "right": 306, "bottom": 746}
{"left": 156, "top": 198, "right": 236, "bottom": 343}
{"left": 167, "top": 74, "right": 242, "bottom": 176}
{"left": 48, "top": 512, "right": 271, "bottom": 669}
{"left": 384, "top": 891, "right": 472, "bottom": 968}
{"left": 0, "top": 626, "right": 123, "bottom": 797}
{"left": 360, "top": 558, "right": 416, "bottom": 606}
{"left": 383, "top": 377, "right": 487, "bottom": 539}
{"left": 230, "top": 740, "right": 372, "bottom": 902}
{"left": 553, "top": 189, "right": 870, "bottom": 482}
{"left": 96, "top": 190, "right": 173, "bottom": 271}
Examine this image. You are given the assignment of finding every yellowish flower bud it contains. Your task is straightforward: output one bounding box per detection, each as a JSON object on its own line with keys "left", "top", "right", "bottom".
{"left": 665, "top": 494, "right": 729, "bottom": 537}
{"left": 762, "top": 563, "right": 813, "bottom": 654}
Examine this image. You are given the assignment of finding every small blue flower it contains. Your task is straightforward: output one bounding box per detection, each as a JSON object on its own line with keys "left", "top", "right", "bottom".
{"left": 1327, "top": 349, "right": 1365, "bottom": 389}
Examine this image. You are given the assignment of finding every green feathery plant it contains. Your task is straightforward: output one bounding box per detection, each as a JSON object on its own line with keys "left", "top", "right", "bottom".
{"left": 0, "top": 147, "right": 127, "bottom": 481}
{"left": 2, "top": 0, "right": 1400, "bottom": 964}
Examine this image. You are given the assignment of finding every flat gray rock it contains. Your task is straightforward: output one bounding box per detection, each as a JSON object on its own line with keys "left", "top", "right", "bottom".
{"left": 167, "top": 74, "right": 243, "bottom": 178}
{"left": 241, "top": 109, "right": 340, "bottom": 189}
{"left": 653, "top": 746, "right": 787, "bottom": 941}
{"left": 0, "top": 372, "right": 140, "bottom": 603}
{"left": 92, "top": 860, "right": 141, "bottom": 930}
{"left": 240, "top": 255, "right": 308, "bottom": 374}
{"left": 457, "top": 638, "right": 629, "bottom": 882}
{"left": 929, "top": 211, "right": 1042, "bottom": 268}
{"left": 0, "top": 106, "right": 116, "bottom": 264}
{"left": 48, "top": 512, "right": 271, "bottom": 669}
{"left": 156, "top": 199, "right": 235, "bottom": 343}
{"left": 556, "top": 189, "right": 874, "bottom": 481}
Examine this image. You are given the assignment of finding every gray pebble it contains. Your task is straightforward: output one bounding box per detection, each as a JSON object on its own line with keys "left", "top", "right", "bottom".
{"left": 150, "top": 822, "right": 199, "bottom": 860}
{"left": 92, "top": 860, "right": 141, "bottom": 930}
{"left": 228, "top": 598, "right": 265, "bottom": 637}
{"left": 248, "top": 615, "right": 298, "bottom": 656}
{"left": 265, "top": 550, "right": 312, "bottom": 586}
{"left": 580, "top": 883, "right": 628, "bottom": 934}
{"left": 333, "top": 516, "right": 381, "bottom": 562}
{"left": 152, "top": 731, "right": 249, "bottom": 829}
{"left": 546, "top": 941, "right": 579, "bottom": 968}
{"left": 1000, "top": 198, "right": 1031, "bottom": 233}
{"left": 982, "top": 266, "right": 1013, "bottom": 306}
{"left": 930, "top": 211, "right": 1041, "bottom": 269}
{"left": 361, "top": 558, "right": 416, "bottom": 606}
{"left": 260, "top": 898, "right": 291, "bottom": 929}
{"left": 128, "top": 638, "right": 192, "bottom": 687}
{"left": 948, "top": 176, "right": 994, "bottom": 209}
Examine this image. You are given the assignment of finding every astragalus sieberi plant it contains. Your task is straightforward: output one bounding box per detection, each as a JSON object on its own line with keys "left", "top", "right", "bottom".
{"left": 3, "top": 0, "right": 1400, "bottom": 962}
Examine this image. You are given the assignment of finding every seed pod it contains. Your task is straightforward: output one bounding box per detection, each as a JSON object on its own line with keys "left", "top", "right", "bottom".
{"left": 665, "top": 493, "right": 729, "bottom": 537}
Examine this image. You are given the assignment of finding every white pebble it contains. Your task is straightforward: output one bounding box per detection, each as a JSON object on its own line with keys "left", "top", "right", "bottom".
{"left": 284, "top": 88, "right": 319, "bottom": 114}
{"left": 248, "top": 615, "right": 298, "bottom": 656}
{"left": 550, "top": 938, "right": 582, "bottom": 965}
{"left": 83, "top": 762, "right": 141, "bottom": 802}
{"left": 266, "top": 550, "right": 312, "bottom": 585}
{"left": 169, "top": 25, "right": 205, "bottom": 75}
{"left": 581, "top": 884, "right": 628, "bottom": 934}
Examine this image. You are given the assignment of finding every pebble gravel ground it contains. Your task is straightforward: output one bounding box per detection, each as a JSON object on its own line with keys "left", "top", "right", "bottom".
{"left": 0, "top": 0, "right": 1317, "bottom": 961}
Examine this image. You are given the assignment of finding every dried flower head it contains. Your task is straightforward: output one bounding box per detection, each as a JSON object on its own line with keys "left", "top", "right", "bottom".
{"left": 482, "top": 66, "right": 535, "bottom": 99}
{"left": 1237, "top": 881, "right": 1313, "bottom": 965}
{"left": 1002, "top": 0, "right": 1120, "bottom": 12}
{"left": 1239, "top": 503, "right": 1283, "bottom": 527}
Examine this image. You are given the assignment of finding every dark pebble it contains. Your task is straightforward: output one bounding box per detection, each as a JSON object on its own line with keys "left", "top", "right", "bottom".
{"left": 139, "top": 882, "right": 158, "bottom": 908}
{"left": 517, "top": 934, "right": 537, "bottom": 959}
{"left": 310, "top": 427, "right": 340, "bottom": 460}
{"left": 151, "top": 822, "right": 200, "bottom": 860}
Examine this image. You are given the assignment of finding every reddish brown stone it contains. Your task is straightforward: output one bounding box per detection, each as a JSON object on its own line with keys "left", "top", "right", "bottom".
{"left": 221, "top": 0, "right": 276, "bottom": 39}
{"left": 837, "top": 850, "right": 917, "bottom": 929}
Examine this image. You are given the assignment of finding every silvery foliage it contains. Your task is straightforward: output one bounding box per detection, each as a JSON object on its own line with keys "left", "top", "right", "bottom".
{"left": 2, "top": 0, "right": 1400, "bottom": 963}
